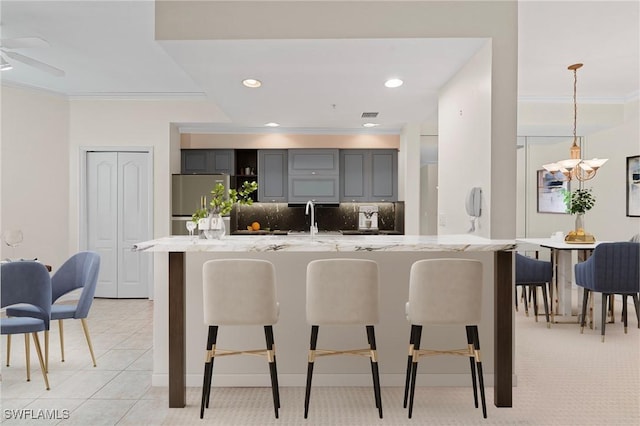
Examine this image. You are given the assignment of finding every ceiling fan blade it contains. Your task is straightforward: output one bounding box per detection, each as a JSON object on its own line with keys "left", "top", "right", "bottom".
{"left": 3, "top": 50, "right": 65, "bottom": 77}
{"left": 0, "top": 37, "right": 50, "bottom": 49}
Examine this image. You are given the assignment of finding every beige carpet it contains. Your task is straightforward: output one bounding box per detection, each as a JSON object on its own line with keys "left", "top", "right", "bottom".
{"left": 168, "top": 300, "right": 640, "bottom": 425}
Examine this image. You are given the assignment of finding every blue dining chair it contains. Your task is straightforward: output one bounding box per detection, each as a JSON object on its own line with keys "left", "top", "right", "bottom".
{"left": 515, "top": 253, "right": 552, "bottom": 327}
{"left": 1, "top": 261, "right": 51, "bottom": 389}
{"left": 575, "top": 242, "right": 640, "bottom": 342}
{"left": 7, "top": 251, "right": 101, "bottom": 367}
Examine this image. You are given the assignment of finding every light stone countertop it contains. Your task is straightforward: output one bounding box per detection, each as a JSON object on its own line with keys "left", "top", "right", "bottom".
{"left": 133, "top": 234, "right": 515, "bottom": 253}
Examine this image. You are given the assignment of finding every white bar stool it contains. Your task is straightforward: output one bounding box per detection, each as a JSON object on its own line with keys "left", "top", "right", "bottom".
{"left": 403, "top": 258, "right": 487, "bottom": 419}
{"left": 304, "top": 258, "right": 383, "bottom": 419}
{"left": 200, "top": 259, "right": 280, "bottom": 419}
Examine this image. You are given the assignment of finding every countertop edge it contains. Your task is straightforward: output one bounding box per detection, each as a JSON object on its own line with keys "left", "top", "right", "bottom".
{"left": 133, "top": 235, "right": 516, "bottom": 253}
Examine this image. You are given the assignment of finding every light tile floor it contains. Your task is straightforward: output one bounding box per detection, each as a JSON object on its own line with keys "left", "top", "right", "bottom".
{"left": 1, "top": 295, "right": 639, "bottom": 425}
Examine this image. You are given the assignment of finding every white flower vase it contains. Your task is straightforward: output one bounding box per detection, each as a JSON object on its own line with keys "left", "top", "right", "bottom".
{"left": 203, "top": 213, "right": 225, "bottom": 240}
{"left": 197, "top": 217, "right": 209, "bottom": 239}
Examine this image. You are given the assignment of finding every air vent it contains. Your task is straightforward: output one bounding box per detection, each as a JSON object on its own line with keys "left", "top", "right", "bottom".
{"left": 361, "top": 112, "right": 379, "bottom": 118}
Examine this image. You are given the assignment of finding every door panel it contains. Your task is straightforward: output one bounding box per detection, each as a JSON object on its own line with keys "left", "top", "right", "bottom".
{"left": 87, "top": 151, "right": 150, "bottom": 298}
{"left": 118, "top": 153, "right": 150, "bottom": 298}
{"left": 87, "top": 152, "right": 118, "bottom": 298}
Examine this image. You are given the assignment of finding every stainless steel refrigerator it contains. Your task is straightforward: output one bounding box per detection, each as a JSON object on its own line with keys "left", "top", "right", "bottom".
{"left": 171, "top": 174, "right": 230, "bottom": 235}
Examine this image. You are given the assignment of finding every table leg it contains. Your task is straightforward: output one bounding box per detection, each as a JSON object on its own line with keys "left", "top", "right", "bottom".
{"left": 494, "top": 250, "right": 512, "bottom": 407}
{"left": 168, "top": 252, "right": 186, "bottom": 408}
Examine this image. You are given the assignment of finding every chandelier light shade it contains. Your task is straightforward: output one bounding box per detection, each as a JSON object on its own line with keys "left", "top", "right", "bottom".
{"left": 542, "top": 63, "right": 608, "bottom": 181}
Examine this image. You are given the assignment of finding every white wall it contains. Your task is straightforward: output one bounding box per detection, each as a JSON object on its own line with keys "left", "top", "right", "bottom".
{"left": 438, "top": 41, "right": 493, "bottom": 237}
{"left": 67, "top": 99, "right": 223, "bottom": 247}
{"left": 1, "top": 86, "right": 70, "bottom": 268}
{"left": 420, "top": 135, "right": 438, "bottom": 235}
{"left": 518, "top": 100, "right": 640, "bottom": 241}
{"left": 399, "top": 123, "right": 421, "bottom": 235}
{"left": 582, "top": 100, "right": 640, "bottom": 240}
{"left": 521, "top": 136, "right": 576, "bottom": 237}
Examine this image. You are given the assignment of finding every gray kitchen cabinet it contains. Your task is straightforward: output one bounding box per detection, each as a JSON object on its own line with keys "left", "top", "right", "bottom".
{"left": 288, "top": 176, "right": 340, "bottom": 203}
{"left": 370, "top": 150, "right": 398, "bottom": 201}
{"left": 258, "top": 150, "right": 288, "bottom": 202}
{"left": 181, "top": 149, "right": 235, "bottom": 175}
{"left": 340, "top": 149, "right": 397, "bottom": 202}
{"left": 340, "top": 150, "right": 369, "bottom": 202}
{"left": 288, "top": 149, "right": 339, "bottom": 175}
{"left": 287, "top": 149, "right": 340, "bottom": 203}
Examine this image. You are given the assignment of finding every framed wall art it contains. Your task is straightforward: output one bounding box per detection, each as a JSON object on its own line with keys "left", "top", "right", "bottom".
{"left": 537, "top": 170, "right": 569, "bottom": 214}
{"left": 627, "top": 155, "right": 640, "bottom": 217}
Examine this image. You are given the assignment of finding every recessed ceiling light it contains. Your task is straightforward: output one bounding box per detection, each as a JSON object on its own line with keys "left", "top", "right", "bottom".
{"left": 384, "top": 78, "right": 403, "bottom": 88}
{"left": 363, "top": 123, "right": 380, "bottom": 128}
{"left": 242, "top": 78, "right": 262, "bottom": 88}
{"left": 265, "top": 122, "right": 280, "bottom": 127}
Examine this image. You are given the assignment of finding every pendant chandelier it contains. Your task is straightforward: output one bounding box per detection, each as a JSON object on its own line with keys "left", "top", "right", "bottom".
{"left": 542, "top": 63, "right": 607, "bottom": 181}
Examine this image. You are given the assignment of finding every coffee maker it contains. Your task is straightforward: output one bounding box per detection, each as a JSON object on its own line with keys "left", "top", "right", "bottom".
{"left": 358, "top": 205, "right": 379, "bottom": 231}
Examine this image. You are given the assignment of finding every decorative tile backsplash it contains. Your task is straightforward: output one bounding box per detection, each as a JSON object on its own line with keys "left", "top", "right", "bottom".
{"left": 232, "top": 202, "right": 403, "bottom": 232}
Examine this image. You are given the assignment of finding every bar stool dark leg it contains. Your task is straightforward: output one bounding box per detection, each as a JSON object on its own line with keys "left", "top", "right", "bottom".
{"left": 366, "top": 325, "right": 383, "bottom": 418}
{"left": 403, "top": 324, "right": 418, "bottom": 408}
{"left": 200, "top": 325, "right": 218, "bottom": 419}
{"left": 408, "top": 325, "right": 422, "bottom": 419}
{"left": 268, "top": 327, "right": 281, "bottom": 409}
{"left": 465, "top": 325, "right": 478, "bottom": 409}
{"left": 472, "top": 325, "right": 487, "bottom": 418}
{"left": 264, "top": 325, "right": 279, "bottom": 418}
{"left": 304, "top": 325, "right": 319, "bottom": 419}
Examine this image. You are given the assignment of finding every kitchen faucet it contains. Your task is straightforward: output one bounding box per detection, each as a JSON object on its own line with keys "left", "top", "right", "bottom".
{"left": 305, "top": 200, "right": 317, "bottom": 237}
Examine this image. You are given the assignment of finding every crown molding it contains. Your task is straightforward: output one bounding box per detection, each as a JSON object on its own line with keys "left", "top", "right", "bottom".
{"left": 518, "top": 94, "right": 636, "bottom": 104}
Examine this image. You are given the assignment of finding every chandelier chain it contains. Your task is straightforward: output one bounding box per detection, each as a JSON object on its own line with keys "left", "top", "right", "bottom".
{"left": 573, "top": 67, "right": 578, "bottom": 142}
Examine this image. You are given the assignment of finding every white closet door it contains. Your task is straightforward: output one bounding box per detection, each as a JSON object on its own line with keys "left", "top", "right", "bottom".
{"left": 87, "top": 151, "right": 150, "bottom": 298}
{"left": 87, "top": 152, "right": 118, "bottom": 298}
{"left": 117, "top": 152, "right": 150, "bottom": 298}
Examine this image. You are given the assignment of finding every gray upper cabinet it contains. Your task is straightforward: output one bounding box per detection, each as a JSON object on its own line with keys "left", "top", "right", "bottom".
{"left": 340, "top": 149, "right": 398, "bottom": 202}
{"left": 181, "top": 149, "right": 235, "bottom": 175}
{"left": 288, "top": 149, "right": 339, "bottom": 175}
{"left": 340, "top": 150, "right": 369, "bottom": 202}
{"left": 258, "top": 150, "right": 288, "bottom": 202}
{"left": 288, "top": 149, "right": 340, "bottom": 203}
{"left": 370, "top": 150, "right": 398, "bottom": 201}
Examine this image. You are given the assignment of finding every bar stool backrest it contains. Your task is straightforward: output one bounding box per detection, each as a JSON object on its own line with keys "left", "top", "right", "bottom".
{"left": 408, "top": 259, "right": 483, "bottom": 325}
{"left": 203, "top": 259, "right": 278, "bottom": 325}
{"left": 306, "top": 259, "right": 379, "bottom": 325}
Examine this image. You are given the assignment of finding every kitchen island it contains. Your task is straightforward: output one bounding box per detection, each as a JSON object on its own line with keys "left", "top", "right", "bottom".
{"left": 133, "top": 234, "right": 515, "bottom": 408}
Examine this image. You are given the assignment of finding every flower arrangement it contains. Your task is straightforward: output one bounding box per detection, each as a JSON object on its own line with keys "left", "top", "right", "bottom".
{"left": 191, "top": 181, "right": 258, "bottom": 222}
{"left": 562, "top": 188, "right": 595, "bottom": 214}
